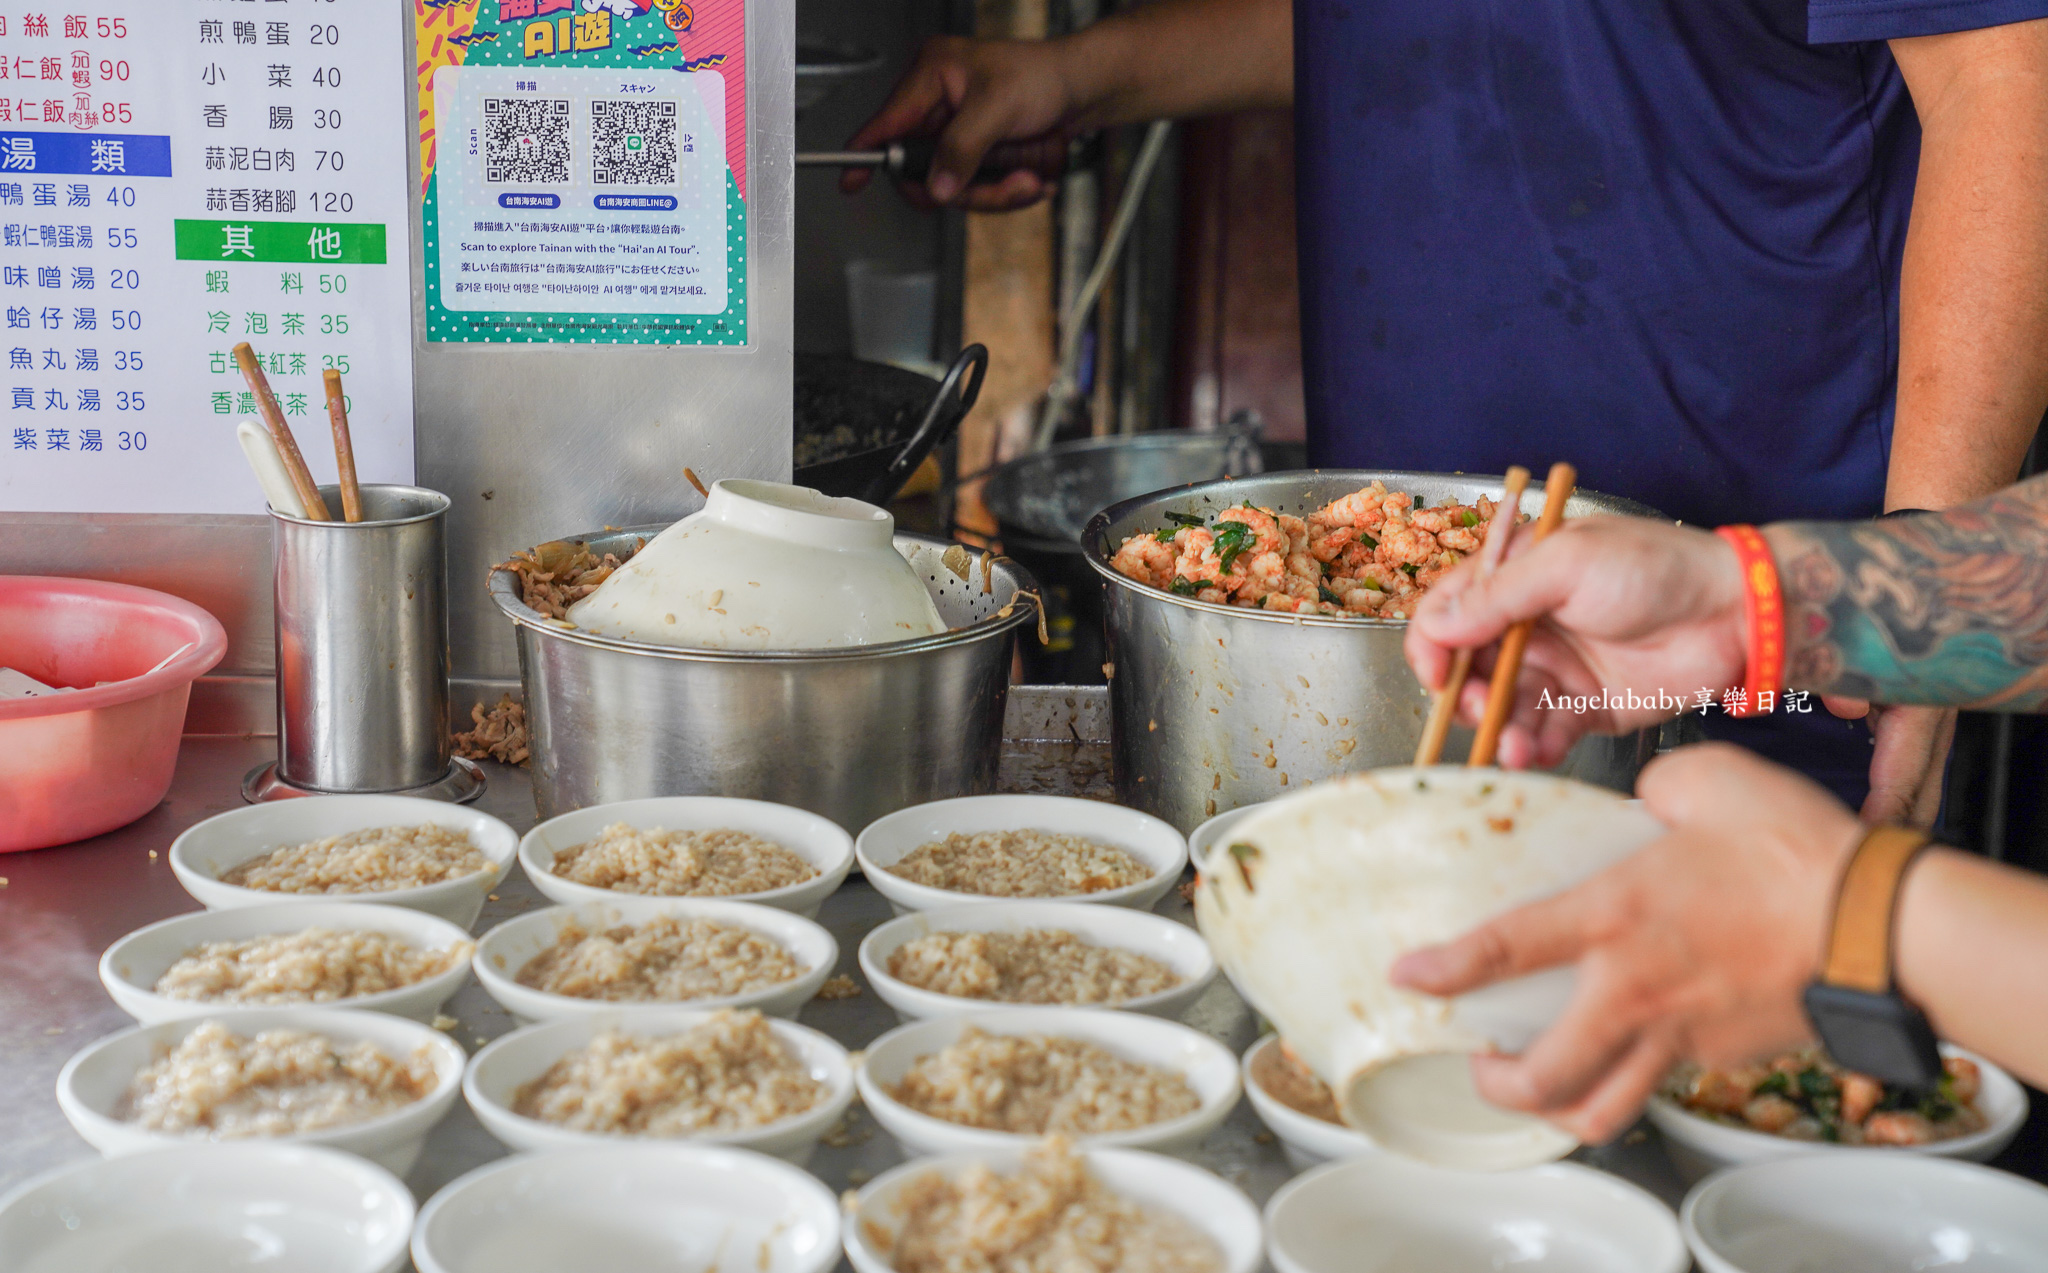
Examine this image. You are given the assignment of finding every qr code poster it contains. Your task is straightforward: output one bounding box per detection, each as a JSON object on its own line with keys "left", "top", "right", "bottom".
{"left": 483, "top": 97, "right": 573, "bottom": 184}
{"left": 426, "top": 62, "right": 737, "bottom": 337}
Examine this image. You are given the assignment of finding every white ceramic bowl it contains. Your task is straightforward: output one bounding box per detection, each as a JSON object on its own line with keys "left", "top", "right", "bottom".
{"left": 56, "top": 1006, "right": 466, "bottom": 1177}
{"left": 462, "top": 1006, "right": 855, "bottom": 1166}
{"left": 473, "top": 895, "right": 837, "bottom": 1024}
{"left": 856, "top": 1007, "right": 1240, "bottom": 1158}
{"left": 1240, "top": 1034, "right": 1377, "bottom": 1170}
{"left": 1187, "top": 801, "right": 1266, "bottom": 873}
{"left": 1682, "top": 1155, "right": 2048, "bottom": 1273}
{"left": 1646, "top": 1046, "right": 2028, "bottom": 1183}
{"left": 169, "top": 796, "right": 517, "bottom": 928}
{"left": 857, "top": 900, "right": 1217, "bottom": 1023}
{"left": 845, "top": 1144, "right": 1263, "bottom": 1273}
{"left": 0, "top": 1142, "right": 414, "bottom": 1273}
{"left": 412, "top": 1141, "right": 842, "bottom": 1273}
{"left": 99, "top": 901, "right": 477, "bottom": 1024}
{"left": 855, "top": 794, "right": 1187, "bottom": 915}
{"left": 519, "top": 796, "right": 855, "bottom": 919}
{"left": 1266, "top": 1155, "right": 1688, "bottom": 1273}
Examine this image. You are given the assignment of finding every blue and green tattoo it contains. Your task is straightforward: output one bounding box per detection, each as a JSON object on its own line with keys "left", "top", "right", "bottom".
{"left": 1766, "top": 472, "right": 2048, "bottom": 712}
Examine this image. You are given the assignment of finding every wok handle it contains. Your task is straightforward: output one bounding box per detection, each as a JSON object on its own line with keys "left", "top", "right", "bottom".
{"left": 862, "top": 344, "right": 988, "bottom": 505}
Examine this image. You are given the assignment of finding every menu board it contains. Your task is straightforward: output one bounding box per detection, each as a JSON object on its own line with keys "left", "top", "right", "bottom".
{"left": 0, "top": 1, "right": 415, "bottom": 515}
{"left": 414, "top": 0, "right": 747, "bottom": 346}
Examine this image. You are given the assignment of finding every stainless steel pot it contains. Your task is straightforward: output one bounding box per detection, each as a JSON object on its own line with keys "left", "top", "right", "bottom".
{"left": 1084, "top": 471, "right": 1665, "bottom": 832}
{"left": 488, "top": 528, "right": 1038, "bottom": 829}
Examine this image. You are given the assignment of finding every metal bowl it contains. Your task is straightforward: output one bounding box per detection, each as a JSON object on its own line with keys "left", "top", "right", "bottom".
{"left": 489, "top": 528, "right": 1038, "bottom": 829}
{"left": 1083, "top": 471, "right": 1664, "bottom": 831}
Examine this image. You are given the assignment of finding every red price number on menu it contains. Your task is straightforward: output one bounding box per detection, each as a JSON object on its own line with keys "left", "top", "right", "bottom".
{"left": 94, "top": 17, "right": 127, "bottom": 38}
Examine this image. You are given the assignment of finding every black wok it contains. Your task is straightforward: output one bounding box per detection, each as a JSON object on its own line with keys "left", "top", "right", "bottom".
{"left": 793, "top": 345, "right": 987, "bottom": 506}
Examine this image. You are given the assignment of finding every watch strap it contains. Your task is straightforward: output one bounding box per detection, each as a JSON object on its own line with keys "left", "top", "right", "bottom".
{"left": 1820, "top": 825, "right": 1933, "bottom": 994}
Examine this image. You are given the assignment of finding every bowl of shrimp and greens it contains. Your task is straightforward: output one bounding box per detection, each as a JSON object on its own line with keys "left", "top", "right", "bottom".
{"left": 1106, "top": 479, "right": 1508, "bottom": 619}
{"left": 1647, "top": 1046, "right": 2027, "bottom": 1183}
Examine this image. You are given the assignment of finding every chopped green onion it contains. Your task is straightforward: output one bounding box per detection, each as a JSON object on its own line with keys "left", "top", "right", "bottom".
{"left": 1154, "top": 527, "right": 1178, "bottom": 543}
{"left": 1460, "top": 509, "right": 1480, "bottom": 527}
{"left": 1170, "top": 578, "right": 1201, "bottom": 597}
{"left": 1361, "top": 534, "right": 1378, "bottom": 549}
{"left": 1164, "top": 511, "right": 1207, "bottom": 527}
{"left": 1363, "top": 577, "right": 1383, "bottom": 591}
{"left": 1318, "top": 585, "right": 1342, "bottom": 604}
{"left": 1400, "top": 562, "right": 1419, "bottom": 576}
{"left": 1212, "top": 521, "right": 1254, "bottom": 573}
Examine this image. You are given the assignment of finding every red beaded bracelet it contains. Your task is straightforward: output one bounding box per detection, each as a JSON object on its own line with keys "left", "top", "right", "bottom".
{"left": 1714, "top": 525, "right": 1785, "bottom": 717}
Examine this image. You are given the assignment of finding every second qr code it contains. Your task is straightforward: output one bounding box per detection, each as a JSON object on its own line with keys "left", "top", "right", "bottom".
{"left": 483, "top": 97, "right": 572, "bottom": 184}
{"left": 590, "top": 99, "right": 680, "bottom": 186}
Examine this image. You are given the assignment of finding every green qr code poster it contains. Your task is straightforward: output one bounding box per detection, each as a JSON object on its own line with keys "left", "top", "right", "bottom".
{"left": 415, "top": 0, "right": 747, "bottom": 345}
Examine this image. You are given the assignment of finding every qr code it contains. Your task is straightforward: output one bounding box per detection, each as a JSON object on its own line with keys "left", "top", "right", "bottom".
{"left": 590, "top": 99, "right": 679, "bottom": 186}
{"left": 483, "top": 97, "right": 572, "bottom": 184}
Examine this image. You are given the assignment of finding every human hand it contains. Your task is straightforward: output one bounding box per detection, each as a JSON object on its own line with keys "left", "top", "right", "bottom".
{"left": 1822, "top": 698, "right": 1957, "bottom": 829}
{"left": 840, "top": 36, "right": 1077, "bottom": 209}
{"left": 1389, "top": 744, "right": 1863, "bottom": 1144}
{"left": 1404, "top": 518, "right": 1749, "bottom": 768}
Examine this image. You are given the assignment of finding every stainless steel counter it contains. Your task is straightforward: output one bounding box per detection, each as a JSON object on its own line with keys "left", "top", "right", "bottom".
{"left": 5, "top": 697, "right": 1708, "bottom": 1267}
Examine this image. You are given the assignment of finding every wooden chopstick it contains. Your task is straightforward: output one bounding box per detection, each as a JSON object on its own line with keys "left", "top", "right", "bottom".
{"left": 234, "top": 343, "right": 330, "bottom": 521}
{"left": 1414, "top": 465, "right": 1530, "bottom": 766}
{"left": 323, "top": 369, "right": 363, "bottom": 523}
{"left": 684, "top": 467, "right": 709, "bottom": 498}
{"left": 1468, "top": 462, "right": 1577, "bottom": 768}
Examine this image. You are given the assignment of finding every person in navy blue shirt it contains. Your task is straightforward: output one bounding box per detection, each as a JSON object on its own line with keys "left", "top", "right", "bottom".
{"left": 843, "top": 1, "right": 2048, "bottom": 825}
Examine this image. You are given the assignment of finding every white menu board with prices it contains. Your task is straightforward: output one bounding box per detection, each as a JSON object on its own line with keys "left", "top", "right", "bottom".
{"left": 0, "top": 1, "right": 415, "bottom": 514}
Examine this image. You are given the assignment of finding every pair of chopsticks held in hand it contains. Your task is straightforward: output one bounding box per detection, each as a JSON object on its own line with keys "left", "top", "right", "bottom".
{"left": 1414, "top": 461, "right": 1577, "bottom": 769}
{"left": 232, "top": 341, "right": 365, "bottom": 523}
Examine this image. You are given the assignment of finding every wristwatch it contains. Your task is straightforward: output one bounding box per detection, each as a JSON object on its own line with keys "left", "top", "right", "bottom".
{"left": 1802, "top": 825, "right": 1946, "bottom": 1089}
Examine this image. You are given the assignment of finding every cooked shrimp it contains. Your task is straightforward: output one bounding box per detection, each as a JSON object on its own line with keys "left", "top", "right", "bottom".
{"left": 1742, "top": 1095, "right": 1804, "bottom": 1134}
{"left": 1437, "top": 526, "right": 1482, "bottom": 553}
{"left": 1279, "top": 514, "right": 1311, "bottom": 554}
{"left": 1944, "top": 1056, "right": 1982, "bottom": 1104}
{"left": 1374, "top": 520, "right": 1440, "bottom": 568}
{"left": 1308, "top": 525, "right": 1358, "bottom": 563}
{"left": 1864, "top": 1112, "right": 1937, "bottom": 1146}
{"left": 1841, "top": 1073, "right": 1884, "bottom": 1126}
{"left": 1111, "top": 534, "right": 1177, "bottom": 589}
{"left": 1219, "top": 504, "right": 1288, "bottom": 556}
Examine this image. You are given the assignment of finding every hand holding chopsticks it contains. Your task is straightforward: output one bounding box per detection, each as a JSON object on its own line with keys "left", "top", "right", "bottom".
{"left": 1414, "top": 465, "right": 1530, "bottom": 766}
{"left": 1468, "top": 462, "right": 1578, "bottom": 767}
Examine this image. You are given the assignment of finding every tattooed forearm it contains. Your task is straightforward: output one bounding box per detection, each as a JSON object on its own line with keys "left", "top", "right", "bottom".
{"left": 1763, "top": 472, "right": 2048, "bottom": 711}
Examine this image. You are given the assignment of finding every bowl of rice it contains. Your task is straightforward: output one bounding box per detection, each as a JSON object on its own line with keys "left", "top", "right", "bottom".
{"left": 845, "top": 1137, "right": 1263, "bottom": 1273}
{"left": 462, "top": 1006, "right": 855, "bottom": 1166}
{"left": 169, "top": 796, "right": 517, "bottom": 927}
{"left": 858, "top": 900, "right": 1216, "bottom": 1023}
{"left": 1240, "top": 1034, "right": 1377, "bottom": 1170}
{"left": 855, "top": 794, "right": 1187, "bottom": 915}
{"left": 473, "top": 896, "right": 837, "bottom": 1024}
{"left": 100, "top": 901, "right": 476, "bottom": 1024}
{"left": 855, "top": 1006, "right": 1240, "bottom": 1158}
{"left": 56, "top": 1006, "right": 466, "bottom": 1176}
{"left": 518, "top": 796, "right": 854, "bottom": 919}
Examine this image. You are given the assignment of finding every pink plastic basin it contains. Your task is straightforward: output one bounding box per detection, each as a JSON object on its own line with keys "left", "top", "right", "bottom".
{"left": 0, "top": 576, "right": 228, "bottom": 852}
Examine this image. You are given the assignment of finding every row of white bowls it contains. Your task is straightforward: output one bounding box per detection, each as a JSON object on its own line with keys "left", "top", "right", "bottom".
{"left": 100, "top": 893, "right": 1220, "bottom": 1031}
{"left": 55, "top": 1001, "right": 1242, "bottom": 1176}
{"left": 23, "top": 1129, "right": 2048, "bottom": 1273}
{"left": 164, "top": 792, "right": 1192, "bottom": 930}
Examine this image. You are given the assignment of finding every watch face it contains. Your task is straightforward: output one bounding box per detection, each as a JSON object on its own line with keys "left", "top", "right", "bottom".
{"left": 1802, "top": 983, "right": 1944, "bottom": 1090}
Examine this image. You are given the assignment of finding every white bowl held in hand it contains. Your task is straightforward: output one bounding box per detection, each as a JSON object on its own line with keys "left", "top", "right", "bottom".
{"left": 1196, "top": 767, "right": 1662, "bottom": 1171}
{"left": 56, "top": 1007, "right": 466, "bottom": 1177}
{"left": 412, "top": 1142, "right": 842, "bottom": 1273}
{"left": 1647, "top": 1045, "right": 2027, "bottom": 1183}
{"left": 1241, "top": 1034, "right": 1377, "bottom": 1171}
{"left": 169, "top": 796, "right": 517, "bottom": 928}
{"left": 845, "top": 1144, "right": 1263, "bottom": 1273}
{"left": 564, "top": 478, "right": 945, "bottom": 650}
{"left": 855, "top": 794, "right": 1188, "bottom": 915}
{"left": 1682, "top": 1155, "right": 2048, "bottom": 1273}
{"left": 858, "top": 900, "right": 1217, "bottom": 1023}
{"left": 519, "top": 796, "right": 855, "bottom": 919}
{"left": 856, "top": 1006, "right": 1240, "bottom": 1158}
{"left": 0, "top": 1142, "right": 414, "bottom": 1273}
{"left": 1267, "top": 1154, "right": 1687, "bottom": 1273}
{"left": 100, "top": 901, "right": 476, "bottom": 1024}
{"left": 473, "top": 895, "right": 837, "bottom": 1024}
{"left": 462, "top": 1006, "right": 855, "bottom": 1166}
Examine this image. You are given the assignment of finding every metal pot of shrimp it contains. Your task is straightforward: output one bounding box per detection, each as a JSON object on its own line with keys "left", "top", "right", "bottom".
{"left": 489, "top": 527, "right": 1039, "bottom": 829}
{"left": 1083, "top": 471, "right": 1666, "bottom": 833}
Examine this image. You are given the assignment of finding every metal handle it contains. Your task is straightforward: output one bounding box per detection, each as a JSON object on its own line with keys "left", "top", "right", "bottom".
{"left": 860, "top": 344, "right": 988, "bottom": 505}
